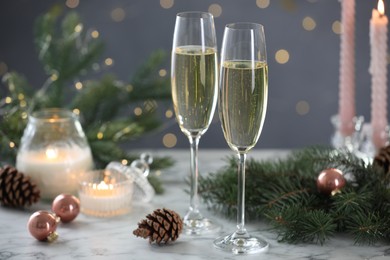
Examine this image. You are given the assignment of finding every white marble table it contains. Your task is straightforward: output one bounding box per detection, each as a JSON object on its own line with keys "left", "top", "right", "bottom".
{"left": 0, "top": 149, "right": 389, "bottom": 260}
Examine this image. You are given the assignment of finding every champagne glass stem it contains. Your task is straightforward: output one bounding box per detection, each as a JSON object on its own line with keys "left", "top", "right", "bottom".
{"left": 184, "top": 134, "right": 218, "bottom": 233}
{"left": 237, "top": 153, "right": 247, "bottom": 234}
{"left": 189, "top": 135, "right": 200, "bottom": 214}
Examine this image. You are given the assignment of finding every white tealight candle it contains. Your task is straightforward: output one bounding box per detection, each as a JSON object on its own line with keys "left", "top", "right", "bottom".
{"left": 78, "top": 169, "right": 133, "bottom": 217}
{"left": 16, "top": 146, "right": 93, "bottom": 199}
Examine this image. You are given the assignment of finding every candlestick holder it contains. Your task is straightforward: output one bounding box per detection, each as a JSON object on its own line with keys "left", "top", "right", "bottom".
{"left": 331, "top": 115, "right": 364, "bottom": 152}
{"left": 16, "top": 108, "right": 93, "bottom": 200}
{"left": 78, "top": 168, "right": 133, "bottom": 217}
{"left": 356, "top": 123, "right": 390, "bottom": 161}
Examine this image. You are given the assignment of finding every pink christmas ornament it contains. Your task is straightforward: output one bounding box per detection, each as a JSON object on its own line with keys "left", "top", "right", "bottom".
{"left": 52, "top": 194, "right": 80, "bottom": 223}
{"left": 27, "top": 210, "right": 59, "bottom": 242}
{"left": 317, "top": 168, "right": 346, "bottom": 196}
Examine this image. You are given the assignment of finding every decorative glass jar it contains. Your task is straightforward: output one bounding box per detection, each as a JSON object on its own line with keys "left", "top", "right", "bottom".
{"left": 16, "top": 108, "right": 93, "bottom": 200}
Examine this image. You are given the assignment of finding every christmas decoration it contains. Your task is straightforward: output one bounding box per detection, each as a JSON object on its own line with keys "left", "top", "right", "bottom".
{"left": 199, "top": 146, "right": 390, "bottom": 245}
{"left": 316, "top": 168, "right": 346, "bottom": 196}
{"left": 0, "top": 7, "right": 173, "bottom": 193}
{"left": 78, "top": 169, "right": 133, "bottom": 217}
{"left": 107, "top": 161, "right": 155, "bottom": 203}
{"left": 52, "top": 194, "right": 80, "bottom": 223}
{"left": 0, "top": 165, "right": 40, "bottom": 207}
{"left": 133, "top": 208, "right": 183, "bottom": 245}
{"left": 27, "top": 210, "right": 59, "bottom": 242}
{"left": 373, "top": 144, "right": 390, "bottom": 175}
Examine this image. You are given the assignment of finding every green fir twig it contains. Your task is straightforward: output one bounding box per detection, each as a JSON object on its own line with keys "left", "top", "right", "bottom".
{"left": 199, "top": 146, "right": 390, "bottom": 245}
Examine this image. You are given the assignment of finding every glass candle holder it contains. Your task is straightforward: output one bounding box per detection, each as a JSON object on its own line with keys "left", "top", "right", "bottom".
{"left": 357, "top": 123, "right": 390, "bottom": 160}
{"left": 331, "top": 114, "right": 364, "bottom": 152}
{"left": 78, "top": 169, "right": 133, "bottom": 217}
{"left": 106, "top": 159, "right": 155, "bottom": 203}
{"left": 16, "top": 108, "right": 93, "bottom": 200}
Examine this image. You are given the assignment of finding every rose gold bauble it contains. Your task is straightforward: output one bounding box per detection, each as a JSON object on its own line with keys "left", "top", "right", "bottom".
{"left": 317, "top": 168, "right": 346, "bottom": 196}
{"left": 27, "top": 210, "right": 58, "bottom": 242}
{"left": 52, "top": 194, "right": 80, "bottom": 223}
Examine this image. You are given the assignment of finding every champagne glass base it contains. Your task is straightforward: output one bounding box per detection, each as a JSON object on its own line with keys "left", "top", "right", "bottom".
{"left": 183, "top": 217, "right": 221, "bottom": 235}
{"left": 213, "top": 230, "right": 269, "bottom": 254}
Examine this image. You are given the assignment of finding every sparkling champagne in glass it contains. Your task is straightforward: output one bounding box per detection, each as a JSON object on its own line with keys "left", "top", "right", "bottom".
{"left": 214, "top": 23, "right": 269, "bottom": 254}
{"left": 171, "top": 12, "right": 219, "bottom": 235}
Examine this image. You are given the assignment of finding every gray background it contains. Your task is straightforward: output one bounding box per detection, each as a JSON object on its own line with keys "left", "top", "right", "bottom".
{"left": 0, "top": 0, "right": 389, "bottom": 149}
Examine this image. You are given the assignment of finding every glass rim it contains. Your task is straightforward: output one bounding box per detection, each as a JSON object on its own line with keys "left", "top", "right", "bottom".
{"left": 79, "top": 169, "right": 133, "bottom": 188}
{"left": 225, "top": 22, "right": 264, "bottom": 30}
{"left": 30, "top": 108, "right": 78, "bottom": 123}
{"left": 176, "top": 11, "right": 214, "bottom": 19}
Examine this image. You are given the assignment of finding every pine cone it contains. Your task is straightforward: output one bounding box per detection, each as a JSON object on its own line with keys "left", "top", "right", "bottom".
{"left": 133, "top": 208, "right": 183, "bottom": 245}
{"left": 0, "top": 165, "right": 40, "bottom": 207}
{"left": 374, "top": 145, "right": 390, "bottom": 175}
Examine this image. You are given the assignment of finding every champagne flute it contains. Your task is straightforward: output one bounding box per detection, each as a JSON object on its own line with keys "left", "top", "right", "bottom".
{"left": 214, "top": 23, "right": 269, "bottom": 254}
{"left": 171, "top": 12, "right": 219, "bottom": 235}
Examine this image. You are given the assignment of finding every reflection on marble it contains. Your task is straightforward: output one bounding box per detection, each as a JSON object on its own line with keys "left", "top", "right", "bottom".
{"left": 0, "top": 149, "right": 389, "bottom": 260}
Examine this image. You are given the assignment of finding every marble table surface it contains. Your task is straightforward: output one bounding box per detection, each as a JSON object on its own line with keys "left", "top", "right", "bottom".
{"left": 0, "top": 149, "right": 389, "bottom": 260}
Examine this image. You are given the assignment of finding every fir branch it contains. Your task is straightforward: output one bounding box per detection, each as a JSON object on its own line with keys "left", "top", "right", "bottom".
{"left": 2, "top": 72, "right": 33, "bottom": 98}
{"left": 34, "top": 7, "right": 104, "bottom": 107}
{"left": 35, "top": 7, "right": 104, "bottom": 79}
{"left": 331, "top": 190, "right": 373, "bottom": 216}
{"left": 0, "top": 72, "right": 31, "bottom": 162}
{"left": 147, "top": 175, "right": 164, "bottom": 194}
{"left": 71, "top": 76, "right": 126, "bottom": 125}
{"left": 298, "top": 209, "right": 336, "bottom": 245}
{"left": 149, "top": 156, "right": 174, "bottom": 171}
{"left": 34, "top": 5, "right": 60, "bottom": 64}
{"left": 265, "top": 187, "right": 310, "bottom": 210}
{"left": 129, "top": 50, "right": 171, "bottom": 100}
{"left": 89, "top": 140, "right": 127, "bottom": 168}
{"left": 199, "top": 146, "right": 390, "bottom": 245}
{"left": 346, "top": 212, "right": 388, "bottom": 245}
{"left": 265, "top": 206, "right": 336, "bottom": 245}
{"left": 198, "top": 164, "right": 238, "bottom": 217}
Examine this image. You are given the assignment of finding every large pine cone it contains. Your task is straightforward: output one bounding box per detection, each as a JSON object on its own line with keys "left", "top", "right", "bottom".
{"left": 0, "top": 165, "right": 40, "bottom": 207}
{"left": 133, "top": 208, "right": 183, "bottom": 245}
{"left": 373, "top": 145, "right": 390, "bottom": 175}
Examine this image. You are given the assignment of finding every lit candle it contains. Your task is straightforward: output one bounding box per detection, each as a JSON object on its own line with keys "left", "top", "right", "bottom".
{"left": 338, "top": 0, "right": 356, "bottom": 136}
{"left": 78, "top": 170, "right": 133, "bottom": 217}
{"left": 370, "top": 0, "right": 388, "bottom": 149}
{"left": 16, "top": 146, "right": 93, "bottom": 199}
{"left": 91, "top": 181, "right": 115, "bottom": 196}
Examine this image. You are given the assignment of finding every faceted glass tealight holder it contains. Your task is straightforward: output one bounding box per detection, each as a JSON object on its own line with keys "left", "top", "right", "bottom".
{"left": 106, "top": 161, "right": 155, "bottom": 203}
{"left": 78, "top": 169, "right": 133, "bottom": 217}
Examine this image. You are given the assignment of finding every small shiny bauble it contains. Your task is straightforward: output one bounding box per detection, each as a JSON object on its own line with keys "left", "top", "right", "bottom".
{"left": 317, "top": 168, "right": 346, "bottom": 196}
{"left": 27, "top": 210, "right": 59, "bottom": 242}
{"left": 52, "top": 194, "right": 80, "bottom": 223}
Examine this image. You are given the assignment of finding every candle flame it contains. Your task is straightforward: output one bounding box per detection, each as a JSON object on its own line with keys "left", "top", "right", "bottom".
{"left": 45, "top": 148, "right": 58, "bottom": 159}
{"left": 93, "top": 181, "right": 113, "bottom": 190}
{"left": 378, "top": 0, "right": 385, "bottom": 16}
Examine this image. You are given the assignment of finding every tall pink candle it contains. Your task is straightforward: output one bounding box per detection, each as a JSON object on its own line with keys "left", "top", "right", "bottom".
{"left": 338, "top": 0, "right": 356, "bottom": 137}
{"left": 370, "top": 0, "right": 388, "bottom": 149}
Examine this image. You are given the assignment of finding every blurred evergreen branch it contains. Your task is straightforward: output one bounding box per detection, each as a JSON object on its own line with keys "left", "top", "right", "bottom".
{"left": 0, "top": 7, "right": 173, "bottom": 193}
{"left": 199, "top": 147, "right": 390, "bottom": 245}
